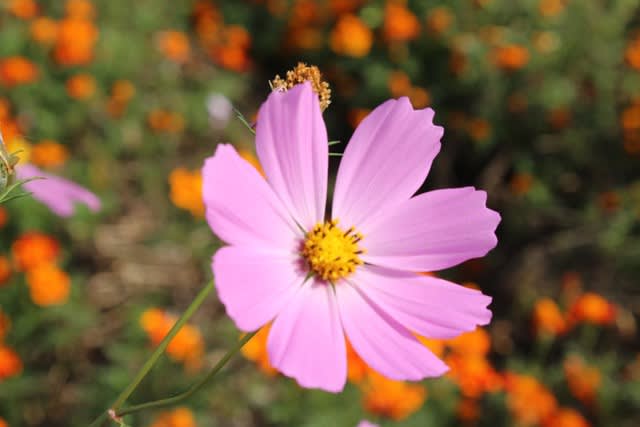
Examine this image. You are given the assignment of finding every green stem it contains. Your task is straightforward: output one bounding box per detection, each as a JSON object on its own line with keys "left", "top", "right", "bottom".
{"left": 115, "top": 330, "right": 258, "bottom": 418}
{"left": 87, "top": 280, "right": 215, "bottom": 427}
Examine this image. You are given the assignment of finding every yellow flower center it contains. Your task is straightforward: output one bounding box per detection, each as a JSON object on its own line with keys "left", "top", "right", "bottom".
{"left": 302, "top": 219, "right": 364, "bottom": 282}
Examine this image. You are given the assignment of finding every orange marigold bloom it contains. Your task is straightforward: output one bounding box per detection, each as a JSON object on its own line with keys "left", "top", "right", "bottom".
{"left": 0, "top": 417, "right": 7, "bottom": 427}
{"left": 468, "top": 117, "right": 491, "bottom": 142}
{"left": 510, "top": 173, "right": 533, "bottom": 196}
{"left": 66, "top": 74, "right": 96, "bottom": 100}
{"left": 348, "top": 108, "right": 371, "bottom": 128}
{"left": 564, "top": 356, "right": 601, "bottom": 406}
{"left": 210, "top": 45, "right": 251, "bottom": 72}
{"left": 567, "top": 292, "right": 616, "bottom": 326}
{"left": 329, "top": 14, "right": 373, "bottom": 58}
{"left": 362, "top": 371, "right": 427, "bottom": 420}
{"left": 446, "top": 354, "right": 502, "bottom": 398}
{"left": 157, "top": 30, "right": 191, "bottom": 63}
{"left": 504, "top": 373, "right": 558, "bottom": 426}
{"left": 457, "top": 398, "right": 480, "bottom": 423}
{"left": 30, "top": 17, "right": 59, "bottom": 45}
{"left": 54, "top": 18, "right": 98, "bottom": 66}
{"left": 0, "top": 57, "right": 38, "bottom": 87}
{"left": 388, "top": 70, "right": 411, "bottom": 97}
{"left": 65, "top": 0, "right": 95, "bottom": 19}
{"left": 12, "top": 232, "right": 60, "bottom": 271}
{"left": 168, "top": 168, "right": 204, "bottom": 217}
{"left": 542, "top": 408, "right": 590, "bottom": 427}
{"left": 492, "top": 44, "right": 530, "bottom": 70}
{"left": 30, "top": 140, "right": 69, "bottom": 168}
{"left": 140, "top": 309, "right": 204, "bottom": 369}
{"left": 0, "top": 311, "right": 10, "bottom": 340}
{"left": 625, "top": 35, "right": 640, "bottom": 71}
{"left": 539, "top": 0, "right": 567, "bottom": 17}
{"left": 148, "top": 109, "right": 185, "bottom": 134}
{"left": 107, "top": 80, "right": 135, "bottom": 117}
{"left": 0, "top": 256, "right": 12, "bottom": 286}
{"left": 26, "top": 263, "right": 71, "bottom": 306}
{"left": 383, "top": 2, "right": 420, "bottom": 42}
{"left": 149, "top": 407, "right": 197, "bottom": 427}
{"left": 0, "top": 207, "right": 7, "bottom": 228}
{"left": 426, "top": 7, "right": 453, "bottom": 35}
{"left": 532, "top": 297, "right": 567, "bottom": 336}
{"left": 329, "top": 0, "right": 364, "bottom": 15}
{"left": 241, "top": 324, "right": 277, "bottom": 376}
{"left": 7, "top": 0, "right": 38, "bottom": 19}
{"left": 621, "top": 103, "right": 640, "bottom": 131}
{"left": 0, "top": 346, "right": 22, "bottom": 380}
{"left": 346, "top": 340, "right": 369, "bottom": 383}
{"left": 446, "top": 327, "right": 491, "bottom": 357}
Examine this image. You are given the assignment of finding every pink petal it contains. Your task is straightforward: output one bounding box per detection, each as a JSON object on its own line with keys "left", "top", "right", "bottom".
{"left": 256, "top": 82, "right": 328, "bottom": 230}
{"left": 352, "top": 265, "right": 492, "bottom": 339}
{"left": 361, "top": 187, "right": 500, "bottom": 272}
{"left": 332, "top": 98, "right": 443, "bottom": 231}
{"left": 212, "top": 246, "right": 303, "bottom": 332}
{"left": 336, "top": 281, "right": 448, "bottom": 381}
{"left": 267, "top": 280, "right": 346, "bottom": 392}
{"left": 202, "top": 144, "right": 300, "bottom": 250}
{"left": 357, "top": 422, "right": 379, "bottom": 427}
{"left": 17, "top": 164, "right": 101, "bottom": 217}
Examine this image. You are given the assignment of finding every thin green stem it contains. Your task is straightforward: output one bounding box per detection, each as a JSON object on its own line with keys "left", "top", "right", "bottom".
{"left": 115, "top": 330, "right": 258, "bottom": 418}
{"left": 87, "top": 280, "right": 215, "bottom": 427}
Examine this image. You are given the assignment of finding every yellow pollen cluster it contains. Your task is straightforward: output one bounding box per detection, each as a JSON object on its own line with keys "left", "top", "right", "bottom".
{"left": 302, "top": 219, "right": 364, "bottom": 282}
{"left": 270, "top": 62, "right": 332, "bottom": 111}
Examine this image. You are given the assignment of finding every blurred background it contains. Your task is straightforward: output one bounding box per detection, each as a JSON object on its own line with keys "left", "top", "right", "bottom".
{"left": 0, "top": 0, "right": 639, "bottom": 426}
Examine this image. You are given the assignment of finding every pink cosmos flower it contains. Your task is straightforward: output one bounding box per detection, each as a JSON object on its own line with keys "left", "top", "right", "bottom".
{"left": 203, "top": 82, "right": 500, "bottom": 392}
{"left": 356, "top": 422, "right": 379, "bottom": 427}
{"left": 16, "top": 163, "right": 101, "bottom": 217}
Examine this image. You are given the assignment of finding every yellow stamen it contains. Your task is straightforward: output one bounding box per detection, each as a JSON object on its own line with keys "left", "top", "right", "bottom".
{"left": 301, "top": 219, "right": 364, "bottom": 281}
{"left": 270, "top": 62, "right": 332, "bottom": 111}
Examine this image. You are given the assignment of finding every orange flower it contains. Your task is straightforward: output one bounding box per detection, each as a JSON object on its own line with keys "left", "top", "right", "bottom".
{"left": 0, "top": 311, "right": 10, "bottom": 340}
{"left": 446, "top": 327, "right": 491, "bottom": 357}
{"left": 468, "top": 118, "right": 491, "bottom": 142}
{"left": 539, "top": 0, "right": 567, "bottom": 18}
{"left": 0, "top": 207, "right": 7, "bottom": 228}
{"left": 328, "top": 0, "right": 364, "bottom": 15}
{"left": 0, "top": 57, "right": 38, "bottom": 87}
{"left": 621, "top": 103, "right": 640, "bottom": 131}
{"left": 625, "top": 35, "right": 640, "bottom": 71}
{"left": 148, "top": 110, "right": 185, "bottom": 134}
{"left": 564, "top": 355, "right": 601, "bottom": 406}
{"left": 66, "top": 74, "right": 96, "bottom": 100}
{"left": 30, "top": 140, "right": 69, "bottom": 168}
{"left": 65, "top": 0, "right": 95, "bottom": 19}
{"left": 107, "top": 80, "right": 136, "bottom": 117}
{"left": 567, "top": 292, "right": 616, "bottom": 326}
{"left": 330, "top": 14, "right": 373, "bottom": 58}
{"left": 348, "top": 108, "right": 370, "bottom": 128}
{"left": 210, "top": 45, "right": 251, "bottom": 72}
{"left": 542, "top": 408, "right": 590, "bottom": 427}
{"left": 241, "top": 324, "right": 277, "bottom": 376}
{"left": 30, "top": 17, "right": 59, "bottom": 45}
{"left": 26, "top": 263, "right": 71, "bottom": 306}
{"left": 140, "top": 309, "right": 204, "bottom": 369}
{"left": 362, "top": 371, "right": 426, "bottom": 420}
{"left": 12, "top": 232, "right": 60, "bottom": 271}
{"left": 149, "top": 407, "right": 197, "bottom": 427}
{"left": 426, "top": 7, "right": 453, "bottom": 35}
{"left": 532, "top": 297, "right": 567, "bottom": 336}
{"left": 446, "top": 354, "right": 502, "bottom": 398}
{"left": 0, "top": 256, "right": 11, "bottom": 286}
{"left": 417, "top": 336, "right": 446, "bottom": 358}
{"left": 0, "top": 417, "right": 7, "bottom": 427}
{"left": 0, "top": 346, "right": 22, "bottom": 380}
{"left": 157, "top": 30, "right": 191, "bottom": 63}
{"left": 504, "top": 373, "right": 558, "bottom": 426}
{"left": 383, "top": 2, "right": 420, "bottom": 42}
{"left": 388, "top": 71, "right": 411, "bottom": 97}
{"left": 54, "top": 18, "right": 98, "bottom": 66}
{"left": 457, "top": 398, "right": 480, "bottom": 423}
{"left": 510, "top": 173, "right": 533, "bottom": 196}
{"left": 7, "top": 0, "right": 38, "bottom": 19}
{"left": 346, "top": 340, "right": 369, "bottom": 383}
{"left": 168, "top": 168, "right": 204, "bottom": 217}
{"left": 492, "top": 44, "right": 530, "bottom": 70}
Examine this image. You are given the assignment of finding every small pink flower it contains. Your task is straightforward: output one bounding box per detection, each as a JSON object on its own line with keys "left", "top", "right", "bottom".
{"left": 203, "top": 82, "right": 500, "bottom": 392}
{"left": 357, "top": 422, "right": 379, "bottom": 427}
{"left": 17, "top": 164, "right": 101, "bottom": 217}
